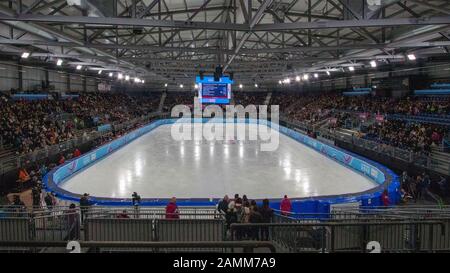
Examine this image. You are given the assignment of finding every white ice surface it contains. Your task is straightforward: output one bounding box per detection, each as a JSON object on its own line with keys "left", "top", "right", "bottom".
{"left": 60, "top": 124, "right": 377, "bottom": 199}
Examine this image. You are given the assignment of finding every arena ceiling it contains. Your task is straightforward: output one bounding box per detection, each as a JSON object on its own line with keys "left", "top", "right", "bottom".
{"left": 0, "top": 0, "right": 450, "bottom": 88}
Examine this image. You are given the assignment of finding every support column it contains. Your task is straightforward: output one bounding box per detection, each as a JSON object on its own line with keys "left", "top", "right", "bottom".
{"left": 18, "top": 62, "right": 23, "bottom": 91}
{"left": 45, "top": 69, "right": 49, "bottom": 89}
{"left": 82, "top": 74, "right": 87, "bottom": 92}
{"left": 67, "top": 73, "right": 71, "bottom": 92}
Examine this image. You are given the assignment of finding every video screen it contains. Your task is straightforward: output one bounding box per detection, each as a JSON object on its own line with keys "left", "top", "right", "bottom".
{"left": 196, "top": 76, "right": 233, "bottom": 104}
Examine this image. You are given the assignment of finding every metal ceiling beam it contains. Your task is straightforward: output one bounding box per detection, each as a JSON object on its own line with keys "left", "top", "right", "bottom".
{"left": 224, "top": 0, "right": 273, "bottom": 71}
{"left": 405, "top": 0, "right": 450, "bottom": 15}
{"left": 21, "top": 0, "right": 46, "bottom": 14}
{"left": 254, "top": 16, "right": 450, "bottom": 31}
{"left": 2, "top": 14, "right": 450, "bottom": 31}
{"left": 0, "top": 14, "right": 246, "bottom": 30}
{"left": 3, "top": 38, "right": 450, "bottom": 53}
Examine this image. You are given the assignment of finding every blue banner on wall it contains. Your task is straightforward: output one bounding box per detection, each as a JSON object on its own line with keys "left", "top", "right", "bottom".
{"left": 97, "top": 124, "right": 112, "bottom": 132}
{"left": 12, "top": 94, "right": 52, "bottom": 101}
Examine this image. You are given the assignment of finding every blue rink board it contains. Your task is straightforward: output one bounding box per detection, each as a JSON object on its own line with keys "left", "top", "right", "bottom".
{"left": 44, "top": 118, "right": 400, "bottom": 215}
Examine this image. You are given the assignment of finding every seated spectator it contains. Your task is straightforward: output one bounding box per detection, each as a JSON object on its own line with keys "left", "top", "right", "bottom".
{"left": 18, "top": 167, "right": 31, "bottom": 183}
{"left": 73, "top": 148, "right": 81, "bottom": 158}
{"left": 58, "top": 154, "right": 65, "bottom": 165}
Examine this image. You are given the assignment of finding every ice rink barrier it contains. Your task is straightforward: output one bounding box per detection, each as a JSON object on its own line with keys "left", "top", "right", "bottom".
{"left": 44, "top": 118, "right": 400, "bottom": 215}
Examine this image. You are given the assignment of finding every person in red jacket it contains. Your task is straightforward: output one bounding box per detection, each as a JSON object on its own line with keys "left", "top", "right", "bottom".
{"left": 381, "top": 190, "right": 390, "bottom": 207}
{"left": 280, "top": 195, "right": 292, "bottom": 216}
{"left": 165, "top": 197, "right": 180, "bottom": 219}
{"left": 73, "top": 148, "right": 81, "bottom": 158}
{"left": 58, "top": 154, "right": 65, "bottom": 165}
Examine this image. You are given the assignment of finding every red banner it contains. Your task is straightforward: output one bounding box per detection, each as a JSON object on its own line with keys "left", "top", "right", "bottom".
{"left": 375, "top": 115, "right": 385, "bottom": 122}
{"left": 359, "top": 112, "right": 369, "bottom": 120}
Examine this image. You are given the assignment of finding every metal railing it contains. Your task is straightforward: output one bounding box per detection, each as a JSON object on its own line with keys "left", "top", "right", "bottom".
{"left": 2, "top": 205, "right": 450, "bottom": 252}
{"left": 229, "top": 221, "right": 449, "bottom": 253}
{"left": 0, "top": 240, "right": 277, "bottom": 253}
{"left": 0, "top": 206, "right": 226, "bottom": 247}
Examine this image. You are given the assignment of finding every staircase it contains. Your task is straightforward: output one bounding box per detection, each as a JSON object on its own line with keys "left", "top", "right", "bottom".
{"left": 264, "top": 92, "right": 272, "bottom": 105}
{"left": 158, "top": 92, "right": 167, "bottom": 112}
{"left": 0, "top": 147, "right": 15, "bottom": 160}
{"left": 429, "top": 147, "right": 450, "bottom": 175}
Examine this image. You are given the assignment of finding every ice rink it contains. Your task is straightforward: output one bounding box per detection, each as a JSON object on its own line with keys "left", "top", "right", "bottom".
{"left": 60, "top": 123, "right": 378, "bottom": 199}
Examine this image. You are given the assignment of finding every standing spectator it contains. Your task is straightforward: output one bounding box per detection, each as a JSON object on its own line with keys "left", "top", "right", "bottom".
{"left": 225, "top": 202, "right": 238, "bottom": 232}
{"left": 79, "top": 193, "right": 91, "bottom": 223}
{"left": 44, "top": 192, "right": 54, "bottom": 210}
{"left": 132, "top": 192, "right": 141, "bottom": 217}
{"left": 51, "top": 192, "right": 58, "bottom": 208}
{"left": 260, "top": 199, "right": 274, "bottom": 240}
{"left": 233, "top": 198, "right": 244, "bottom": 240}
{"left": 381, "top": 190, "right": 390, "bottom": 207}
{"left": 64, "top": 203, "right": 79, "bottom": 240}
{"left": 217, "top": 195, "right": 229, "bottom": 214}
{"left": 401, "top": 171, "right": 409, "bottom": 188}
{"left": 228, "top": 194, "right": 239, "bottom": 210}
{"left": 415, "top": 175, "right": 424, "bottom": 201}
{"left": 165, "top": 197, "right": 180, "bottom": 219}
{"left": 437, "top": 176, "right": 448, "bottom": 197}
{"left": 248, "top": 205, "right": 262, "bottom": 240}
{"left": 242, "top": 195, "right": 248, "bottom": 204}
{"left": 280, "top": 195, "right": 292, "bottom": 216}
{"left": 241, "top": 201, "right": 252, "bottom": 239}
{"left": 32, "top": 186, "right": 41, "bottom": 209}
{"left": 422, "top": 173, "right": 431, "bottom": 199}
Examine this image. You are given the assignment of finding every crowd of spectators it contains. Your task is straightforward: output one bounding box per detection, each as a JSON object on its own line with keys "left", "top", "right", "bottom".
{"left": 0, "top": 93, "right": 161, "bottom": 155}
{"left": 163, "top": 92, "right": 196, "bottom": 112}
{"left": 232, "top": 92, "right": 267, "bottom": 106}
{"left": 217, "top": 194, "right": 277, "bottom": 240}
{"left": 400, "top": 171, "right": 448, "bottom": 204}
{"left": 364, "top": 120, "right": 446, "bottom": 152}
{"left": 270, "top": 92, "right": 449, "bottom": 153}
